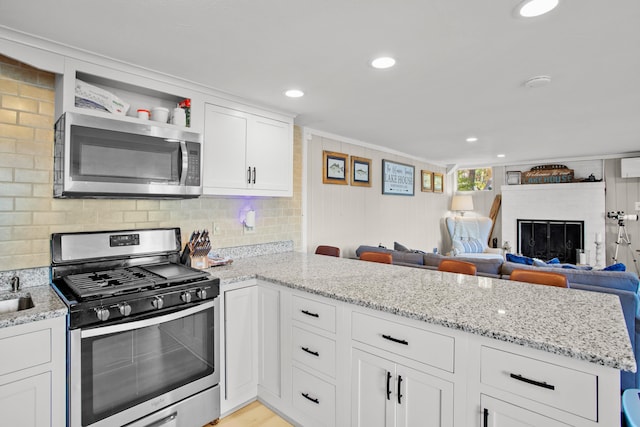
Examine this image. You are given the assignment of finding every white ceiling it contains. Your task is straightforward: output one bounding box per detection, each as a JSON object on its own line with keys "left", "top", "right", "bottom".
{"left": 2, "top": 0, "right": 640, "bottom": 167}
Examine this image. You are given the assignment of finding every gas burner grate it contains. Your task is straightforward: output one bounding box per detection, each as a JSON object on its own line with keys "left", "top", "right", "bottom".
{"left": 64, "top": 266, "right": 165, "bottom": 299}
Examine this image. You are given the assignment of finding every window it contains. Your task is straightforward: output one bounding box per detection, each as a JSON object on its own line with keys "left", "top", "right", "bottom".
{"left": 456, "top": 168, "right": 492, "bottom": 191}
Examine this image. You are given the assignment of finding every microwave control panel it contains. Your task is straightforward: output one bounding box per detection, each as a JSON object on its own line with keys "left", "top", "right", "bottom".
{"left": 186, "top": 143, "right": 201, "bottom": 186}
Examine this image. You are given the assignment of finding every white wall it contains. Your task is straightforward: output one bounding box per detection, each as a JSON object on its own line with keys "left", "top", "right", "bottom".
{"left": 501, "top": 182, "right": 606, "bottom": 267}
{"left": 604, "top": 158, "right": 640, "bottom": 272}
{"left": 305, "top": 132, "right": 449, "bottom": 258}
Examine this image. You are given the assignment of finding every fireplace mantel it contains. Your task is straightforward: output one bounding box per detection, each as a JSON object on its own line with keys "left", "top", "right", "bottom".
{"left": 501, "top": 182, "right": 605, "bottom": 267}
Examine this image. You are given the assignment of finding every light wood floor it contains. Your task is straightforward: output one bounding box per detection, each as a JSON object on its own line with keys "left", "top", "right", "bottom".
{"left": 204, "top": 400, "right": 293, "bottom": 427}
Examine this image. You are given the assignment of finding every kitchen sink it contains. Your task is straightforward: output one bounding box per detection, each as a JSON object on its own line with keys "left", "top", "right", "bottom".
{"left": 0, "top": 294, "right": 34, "bottom": 315}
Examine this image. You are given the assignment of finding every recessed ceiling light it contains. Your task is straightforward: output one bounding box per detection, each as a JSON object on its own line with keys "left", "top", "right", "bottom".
{"left": 497, "top": 154, "right": 506, "bottom": 158}
{"left": 517, "top": 0, "right": 559, "bottom": 17}
{"left": 371, "top": 57, "right": 396, "bottom": 69}
{"left": 466, "top": 137, "right": 478, "bottom": 143}
{"left": 284, "top": 89, "right": 304, "bottom": 98}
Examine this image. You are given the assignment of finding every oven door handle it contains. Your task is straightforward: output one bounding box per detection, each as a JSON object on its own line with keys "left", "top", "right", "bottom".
{"left": 81, "top": 300, "right": 215, "bottom": 338}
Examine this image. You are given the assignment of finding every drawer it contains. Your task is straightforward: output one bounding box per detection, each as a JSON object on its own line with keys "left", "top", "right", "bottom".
{"left": 292, "top": 326, "right": 336, "bottom": 377}
{"left": 352, "top": 312, "right": 454, "bottom": 372}
{"left": 480, "top": 346, "right": 597, "bottom": 421}
{"left": 292, "top": 366, "right": 335, "bottom": 427}
{"left": 293, "top": 295, "right": 336, "bottom": 333}
{"left": 0, "top": 329, "right": 51, "bottom": 377}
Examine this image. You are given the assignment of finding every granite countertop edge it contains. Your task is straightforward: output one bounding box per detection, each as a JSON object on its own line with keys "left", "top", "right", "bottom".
{"left": 213, "top": 254, "right": 636, "bottom": 373}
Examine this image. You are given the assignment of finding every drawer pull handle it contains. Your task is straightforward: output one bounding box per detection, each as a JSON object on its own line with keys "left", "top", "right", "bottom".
{"left": 301, "top": 309, "right": 319, "bottom": 318}
{"left": 509, "top": 373, "right": 555, "bottom": 390}
{"left": 382, "top": 334, "right": 408, "bottom": 345}
{"left": 301, "top": 346, "right": 319, "bottom": 357}
{"left": 247, "top": 167, "right": 252, "bottom": 184}
{"left": 302, "top": 392, "right": 320, "bottom": 404}
{"left": 483, "top": 408, "right": 489, "bottom": 427}
{"left": 386, "top": 371, "right": 392, "bottom": 400}
{"left": 397, "top": 375, "right": 403, "bottom": 404}
{"left": 252, "top": 167, "right": 256, "bottom": 184}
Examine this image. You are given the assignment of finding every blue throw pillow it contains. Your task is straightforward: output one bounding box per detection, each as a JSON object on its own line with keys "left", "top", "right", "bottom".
{"left": 602, "top": 263, "right": 626, "bottom": 272}
{"left": 546, "top": 257, "right": 560, "bottom": 264}
{"left": 506, "top": 253, "right": 534, "bottom": 265}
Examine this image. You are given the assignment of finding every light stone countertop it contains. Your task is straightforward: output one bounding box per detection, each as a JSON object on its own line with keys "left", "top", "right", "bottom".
{"left": 207, "top": 251, "right": 637, "bottom": 372}
{"left": 0, "top": 285, "right": 67, "bottom": 329}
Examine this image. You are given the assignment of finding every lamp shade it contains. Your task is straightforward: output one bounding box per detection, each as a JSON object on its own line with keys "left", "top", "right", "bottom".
{"left": 451, "top": 195, "right": 474, "bottom": 212}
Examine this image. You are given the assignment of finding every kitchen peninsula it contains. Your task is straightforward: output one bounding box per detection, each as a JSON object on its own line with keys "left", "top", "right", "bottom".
{"left": 211, "top": 252, "right": 635, "bottom": 427}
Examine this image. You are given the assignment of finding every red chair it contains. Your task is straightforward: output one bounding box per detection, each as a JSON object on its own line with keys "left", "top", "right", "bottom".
{"left": 315, "top": 245, "right": 341, "bottom": 257}
{"left": 438, "top": 259, "right": 477, "bottom": 276}
{"left": 510, "top": 269, "right": 568, "bottom": 288}
{"left": 360, "top": 251, "right": 393, "bottom": 264}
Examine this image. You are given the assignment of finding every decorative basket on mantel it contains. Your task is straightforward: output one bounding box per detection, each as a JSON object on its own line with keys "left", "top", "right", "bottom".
{"left": 521, "top": 164, "right": 574, "bottom": 184}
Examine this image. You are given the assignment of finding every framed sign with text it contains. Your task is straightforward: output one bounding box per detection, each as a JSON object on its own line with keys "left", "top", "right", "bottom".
{"left": 382, "top": 159, "right": 414, "bottom": 196}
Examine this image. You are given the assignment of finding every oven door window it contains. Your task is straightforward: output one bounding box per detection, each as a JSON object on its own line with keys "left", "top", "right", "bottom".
{"left": 70, "top": 125, "right": 181, "bottom": 184}
{"left": 80, "top": 305, "right": 214, "bottom": 425}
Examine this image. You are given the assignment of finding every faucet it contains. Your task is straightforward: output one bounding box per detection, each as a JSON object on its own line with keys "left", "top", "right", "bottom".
{"left": 10, "top": 276, "right": 20, "bottom": 292}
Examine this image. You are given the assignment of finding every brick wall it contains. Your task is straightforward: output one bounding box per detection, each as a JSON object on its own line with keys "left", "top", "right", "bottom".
{"left": 0, "top": 55, "right": 302, "bottom": 270}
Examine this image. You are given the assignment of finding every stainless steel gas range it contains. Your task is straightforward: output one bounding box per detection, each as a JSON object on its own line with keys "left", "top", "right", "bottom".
{"left": 50, "top": 228, "right": 220, "bottom": 427}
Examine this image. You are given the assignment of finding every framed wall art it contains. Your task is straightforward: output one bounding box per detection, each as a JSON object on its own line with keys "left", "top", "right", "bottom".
{"left": 506, "top": 171, "right": 522, "bottom": 185}
{"left": 351, "top": 156, "right": 371, "bottom": 187}
{"left": 322, "top": 150, "right": 349, "bottom": 185}
{"left": 433, "top": 172, "right": 444, "bottom": 193}
{"left": 421, "top": 170, "right": 433, "bottom": 192}
{"left": 382, "top": 159, "right": 414, "bottom": 196}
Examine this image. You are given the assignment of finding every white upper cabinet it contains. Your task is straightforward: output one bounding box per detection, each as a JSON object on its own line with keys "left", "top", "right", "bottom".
{"left": 203, "top": 101, "right": 293, "bottom": 197}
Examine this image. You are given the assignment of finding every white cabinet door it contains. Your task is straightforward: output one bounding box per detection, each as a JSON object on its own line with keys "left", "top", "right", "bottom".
{"left": 224, "top": 285, "right": 258, "bottom": 407}
{"left": 352, "top": 349, "right": 395, "bottom": 427}
{"left": 0, "top": 372, "right": 50, "bottom": 427}
{"left": 480, "top": 395, "right": 570, "bottom": 427}
{"left": 395, "top": 365, "right": 454, "bottom": 427}
{"left": 203, "top": 103, "right": 249, "bottom": 192}
{"left": 247, "top": 115, "right": 292, "bottom": 192}
{"left": 202, "top": 102, "right": 293, "bottom": 196}
{"left": 258, "top": 285, "right": 281, "bottom": 397}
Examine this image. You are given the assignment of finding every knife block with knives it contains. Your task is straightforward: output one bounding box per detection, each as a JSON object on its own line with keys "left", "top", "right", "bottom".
{"left": 182, "top": 229, "right": 212, "bottom": 269}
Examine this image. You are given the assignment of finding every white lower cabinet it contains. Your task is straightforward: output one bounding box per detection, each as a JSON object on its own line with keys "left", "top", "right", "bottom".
{"left": 480, "top": 395, "right": 570, "bottom": 427}
{"left": 352, "top": 348, "right": 454, "bottom": 427}
{"left": 222, "top": 283, "right": 620, "bottom": 427}
{"left": 221, "top": 283, "right": 258, "bottom": 415}
{"left": 258, "top": 285, "right": 281, "bottom": 398}
{"left": 0, "top": 316, "right": 65, "bottom": 427}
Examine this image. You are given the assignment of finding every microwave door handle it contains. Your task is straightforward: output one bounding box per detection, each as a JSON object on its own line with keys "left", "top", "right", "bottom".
{"left": 179, "top": 140, "right": 188, "bottom": 185}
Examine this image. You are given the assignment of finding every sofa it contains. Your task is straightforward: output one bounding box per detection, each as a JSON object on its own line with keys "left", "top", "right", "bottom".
{"left": 355, "top": 244, "right": 640, "bottom": 390}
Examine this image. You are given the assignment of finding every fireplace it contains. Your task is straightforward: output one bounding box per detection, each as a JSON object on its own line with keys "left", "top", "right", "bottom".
{"left": 517, "top": 219, "right": 584, "bottom": 263}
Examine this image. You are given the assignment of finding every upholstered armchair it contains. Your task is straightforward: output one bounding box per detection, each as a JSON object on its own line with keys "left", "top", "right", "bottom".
{"left": 445, "top": 216, "right": 504, "bottom": 259}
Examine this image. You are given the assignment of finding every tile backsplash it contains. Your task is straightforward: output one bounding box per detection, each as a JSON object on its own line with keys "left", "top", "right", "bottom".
{"left": 0, "top": 55, "right": 302, "bottom": 271}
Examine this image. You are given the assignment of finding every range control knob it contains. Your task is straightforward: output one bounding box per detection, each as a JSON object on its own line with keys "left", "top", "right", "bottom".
{"left": 151, "top": 296, "right": 164, "bottom": 310}
{"left": 196, "top": 288, "right": 207, "bottom": 300}
{"left": 181, "top": 292, "right": 192, "bottom": 303}
{"left": 95, "top": 307, "right": 110, "bottom": 321}
{"left": 119, "top": 303, "right": 132, "bottom": 317}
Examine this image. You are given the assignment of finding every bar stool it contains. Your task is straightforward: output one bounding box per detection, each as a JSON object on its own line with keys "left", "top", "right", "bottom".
{"left": 438, "top": 259, "right": 477, "bottom": 276}
{"left": 314, "top": 245, "right": 341, "bottom": 257}
{"left": 510, "top": 269, "right": 568, "bottom": 288}
{"left": 360, "top": 252, "right": 393, "bottom": 264}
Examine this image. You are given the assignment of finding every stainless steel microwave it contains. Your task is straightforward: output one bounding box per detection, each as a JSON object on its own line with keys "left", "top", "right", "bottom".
{"left": 53, "top": 112, "right": 202, "bottom": 198}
